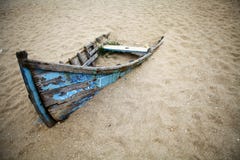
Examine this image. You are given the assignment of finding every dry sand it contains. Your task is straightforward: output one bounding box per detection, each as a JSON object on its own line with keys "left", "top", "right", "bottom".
{"left": 0, "top": 0, "right": 240, "bottom": 159}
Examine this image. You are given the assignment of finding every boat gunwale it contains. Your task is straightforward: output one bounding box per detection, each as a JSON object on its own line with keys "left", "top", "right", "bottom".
{"left": 21, "top": 36, "right": 164, "bottom": 74}
{"left": 22, "top": 52, "right": 150, "bottom": 74}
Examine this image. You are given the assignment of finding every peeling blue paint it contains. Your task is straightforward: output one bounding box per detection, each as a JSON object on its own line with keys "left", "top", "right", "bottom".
{"left": 53, "top": 89, "right": 82, "bottom": 100}
{"left": 40, "top": 71, "right": 96, "bottom": 91}
{"left": 41, "top": 72, "right": 64, "bottom": 81}
{"left": 42, "top": 69, "right": 132, "bottom": 103}
{"left": 95, "top": 70, "right": 130, "bottom": 88}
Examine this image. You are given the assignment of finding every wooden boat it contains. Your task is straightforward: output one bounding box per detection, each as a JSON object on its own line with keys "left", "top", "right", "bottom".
{"left": 16, "top": 33, "right": 164, "bottom": 127}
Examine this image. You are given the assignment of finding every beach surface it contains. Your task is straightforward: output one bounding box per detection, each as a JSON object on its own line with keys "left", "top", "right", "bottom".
{"left": 0, "top": 0, "right": 240, "bottom": 159}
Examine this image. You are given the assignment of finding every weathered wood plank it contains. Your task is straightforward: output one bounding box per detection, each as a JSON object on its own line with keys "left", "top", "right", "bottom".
{"left": 42, "top": 87, "right": 98, "bottom": 107}
{"left": 31, "top": 70, "right": 67, "bottom": 92}
{"left": 36, "top": 76, "right": 64, "bottom": 88}
{"left": 69, "top": 57, "right": 81, "bottom": 65}
{"left": 83, "top": 53, "right": 98, "bottom": 66}
{"left": 77, "top": 52, "right": 84, "bottom": 65}
{"left": 88, "top": 46, "right": 98, "bottom": 57}
{"left": 41, "top": 80, "right": 90, "bottom": 95}
{"left": 85, "top": 42, "right": 94, "bottom": 50}
{"left": 84, "top": 47, "right": 91, "bottom": 59}
{"left": 96, "top": 32, "right": 110, "bottom": 43}
{"left": 84, "top": 42, "right": 97, "bottom": 59}
{"left": 48, "top": 88, "right": 99, "bottom": 121}
{"left": 32, "top": 71, "right": 97, "bottom": 93}
{"left": 77, "top": 51, "right": 88, "bottom": 64}
{"left": 41, "top": 81, "right": 93, "bottom": 107}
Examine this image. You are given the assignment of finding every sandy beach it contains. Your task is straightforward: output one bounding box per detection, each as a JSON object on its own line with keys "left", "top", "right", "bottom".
{"left": 0, "top": 0, "right": 240, "bottom": 159}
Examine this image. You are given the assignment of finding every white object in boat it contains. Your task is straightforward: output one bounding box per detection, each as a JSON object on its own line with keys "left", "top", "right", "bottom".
{"left": 103, "top": 45, "right": 149, "bottom": 55}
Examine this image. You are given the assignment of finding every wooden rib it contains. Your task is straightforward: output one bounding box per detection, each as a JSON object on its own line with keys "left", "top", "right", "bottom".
{"left": 84, "top": 42, "right": 96, "bottom": 59}
{"left": 77, "top": 52, "right": 84, "bottom": 65}
{"left": 77, "top": 51, "right": 88, "bottom": 64}
{"left": 69, "top": 58, "right": 73, "bottom": 65}
{"left": 69, "top": 57, "right": 81, "bottom": 65}
{"left": 85, "top": 42, "right": 94, "bottom": 49}
{"left": 83, "top": 53, "right": 98, "bottom": 66}
{"left": 96, "top": 32, "right": 110, "bottom": 43}
{"left": 96, "top": 35, "right": 104, "bottom": 43}
{"left": 83, "top": 43, "right": 98, "bottom": 67}
{"left": 66, "top": 33, "right": 110, "bottom": 64}
{"left": 88, "top": 47, "right": 98, "bottom": 57}
{"left": 84, "top": 46, "right": 91, "bottom": 59}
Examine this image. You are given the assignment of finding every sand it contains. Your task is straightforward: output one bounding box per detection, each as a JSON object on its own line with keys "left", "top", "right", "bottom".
{"left": 0, "top": 0, "right": 240, "bottom": 159}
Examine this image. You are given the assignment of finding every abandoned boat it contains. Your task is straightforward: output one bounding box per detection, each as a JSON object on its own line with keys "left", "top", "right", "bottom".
{"left": 16, "top": 33, "right": 164, "bottom": 127}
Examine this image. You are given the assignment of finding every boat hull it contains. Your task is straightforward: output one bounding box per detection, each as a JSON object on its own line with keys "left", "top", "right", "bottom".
{"left": 16, "top": 35, "right": 164, "bottom": 127}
